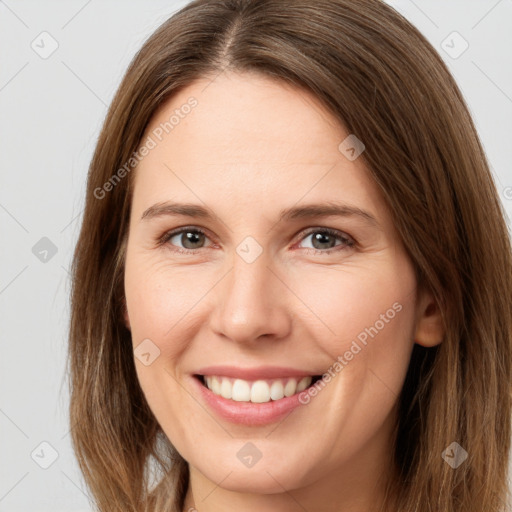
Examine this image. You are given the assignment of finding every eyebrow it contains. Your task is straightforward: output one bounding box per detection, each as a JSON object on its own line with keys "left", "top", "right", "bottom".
{"left": 141, "top": 201, "right": 379, "bottom": 227}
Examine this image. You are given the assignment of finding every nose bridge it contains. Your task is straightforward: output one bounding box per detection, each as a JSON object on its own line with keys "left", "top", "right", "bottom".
{"left": 210, "top": 244, "right": 291, "bottom": 343}
{"left": 230, "top": 248, "right": 270, "bottom": 307}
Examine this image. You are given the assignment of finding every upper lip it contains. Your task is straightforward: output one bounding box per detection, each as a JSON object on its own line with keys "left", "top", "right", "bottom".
{"left": 194, "top": 365, "right": 320, "bottom": 381}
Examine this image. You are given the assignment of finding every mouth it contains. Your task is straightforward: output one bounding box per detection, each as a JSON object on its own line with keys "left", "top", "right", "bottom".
{"left": 194, "top": 374, "right": 323, "bottom": 404}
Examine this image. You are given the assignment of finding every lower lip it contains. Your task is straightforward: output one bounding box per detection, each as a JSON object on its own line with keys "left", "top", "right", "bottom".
{"left": 191, "top": 376, "right": 308, "bottom": 426}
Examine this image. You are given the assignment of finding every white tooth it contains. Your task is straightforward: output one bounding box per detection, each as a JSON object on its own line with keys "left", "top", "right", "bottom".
{"left": 250, "top": 380, "right": 271, "bottom": 403}
{"left": 206, "top": 375, "right": 308, "bottom": 401}
{"left": 269, "top": 380, "right": 285, "bottom": 400}
{"left": 232, "top": 379, "right": 251, "bottom": 401}
{"left": 211, "top": 376, "right": 221, "bottom": 395}
{"left": 297, "top": 376, "right": 312, "bottom": 392}
{"left": 220, "top": 378, "right": 232, "bottom": 399}
{"left": 284, "top": 378, "right": 298, "bottom": 397}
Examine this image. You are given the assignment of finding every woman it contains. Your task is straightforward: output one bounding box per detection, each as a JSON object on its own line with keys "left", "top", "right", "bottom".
{"left": 67, "top": 1, "right": 512, "bottom": 511}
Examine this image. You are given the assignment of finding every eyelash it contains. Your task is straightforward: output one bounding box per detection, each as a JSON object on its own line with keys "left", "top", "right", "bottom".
{"left": 157, "top": 226, "right": 356, "bottom": 256}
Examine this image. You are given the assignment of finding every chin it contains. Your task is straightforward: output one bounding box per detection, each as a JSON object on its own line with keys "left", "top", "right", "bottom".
{"left": 191, "top": 450, "right": 314, "bottom": 495}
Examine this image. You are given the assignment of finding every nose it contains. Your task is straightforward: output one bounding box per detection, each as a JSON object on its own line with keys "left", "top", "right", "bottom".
{"left": 208, "top": 250, "right": 293, "bottom": 345}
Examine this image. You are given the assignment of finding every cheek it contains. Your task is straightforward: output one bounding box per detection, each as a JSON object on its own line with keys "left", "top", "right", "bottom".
{"left": 288, "top": 254, "right": 418, "bottom": 421}
{"left": 289, "top": 258, "right": 416, "bottom": 353}
{"left": 124, "top": 255, "right": 198, "bottom": 436}
{"left": 124, "top": 253, "right": 206, "bottom": 345}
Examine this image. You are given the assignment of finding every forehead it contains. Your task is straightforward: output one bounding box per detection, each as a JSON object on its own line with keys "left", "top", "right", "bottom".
{"left": 131, "top": 71, "right": 386, "bottom": 222}
{"left": 145, "top": 72, "right": 344, "bottom": 161}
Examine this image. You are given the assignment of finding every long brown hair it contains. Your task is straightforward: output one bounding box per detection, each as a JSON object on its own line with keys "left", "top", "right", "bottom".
{"left": 67, "top": 1, "right": 512, "bottom": 510}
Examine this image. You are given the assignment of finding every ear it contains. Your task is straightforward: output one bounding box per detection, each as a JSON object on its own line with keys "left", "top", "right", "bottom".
{"left": 122, "top": 297, "right": 131, "bottom": 331}
{"left": 414, "top": 287, "right": 444, "bottom": 347}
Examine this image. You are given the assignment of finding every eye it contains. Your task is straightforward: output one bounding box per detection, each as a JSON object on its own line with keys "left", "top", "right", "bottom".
{"left": 159, "top": 226, "right": 214, "bottom": 254}
{"left": 296, "top": 227, "right": 355, "bottom": 254}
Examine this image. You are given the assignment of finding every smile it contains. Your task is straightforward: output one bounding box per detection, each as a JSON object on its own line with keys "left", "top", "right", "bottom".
{"left": 196, "top": 374, "right": 322, "bottom": 403}
{"left": 191, "top": 365, "right": 324, "bottom": 425}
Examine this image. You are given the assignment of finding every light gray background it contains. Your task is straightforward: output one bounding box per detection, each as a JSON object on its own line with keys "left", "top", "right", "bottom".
{"left": 0, "top": 1, "right": 511, "bottom": 510}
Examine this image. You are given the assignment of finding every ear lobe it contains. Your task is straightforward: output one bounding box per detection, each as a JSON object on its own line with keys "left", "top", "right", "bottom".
{"left": 414, "top": 289, "right": 444, "bottom": 347}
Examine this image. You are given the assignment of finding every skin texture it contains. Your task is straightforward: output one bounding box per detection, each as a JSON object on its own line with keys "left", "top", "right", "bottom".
{"left": 123, "top": 71, "right": 444, "bottom": 512}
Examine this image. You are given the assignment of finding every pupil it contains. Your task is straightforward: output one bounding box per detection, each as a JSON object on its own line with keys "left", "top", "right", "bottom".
{"left": 313, "top": 232, "right": 335, "bottom": 249}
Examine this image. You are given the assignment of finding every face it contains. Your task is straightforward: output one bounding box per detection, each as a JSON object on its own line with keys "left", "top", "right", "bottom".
{"left": 123, "top": 71, "right": 434, "bottom": 503}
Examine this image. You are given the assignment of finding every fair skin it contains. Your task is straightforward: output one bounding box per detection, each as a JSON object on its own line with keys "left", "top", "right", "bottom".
{"left": 123, "top": 71, "right": 444, "bottom": 512}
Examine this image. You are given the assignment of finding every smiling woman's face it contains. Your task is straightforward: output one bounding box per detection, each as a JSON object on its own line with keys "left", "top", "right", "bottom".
{"left": 123, "top": 71, "right": 439, "bottom": 507}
